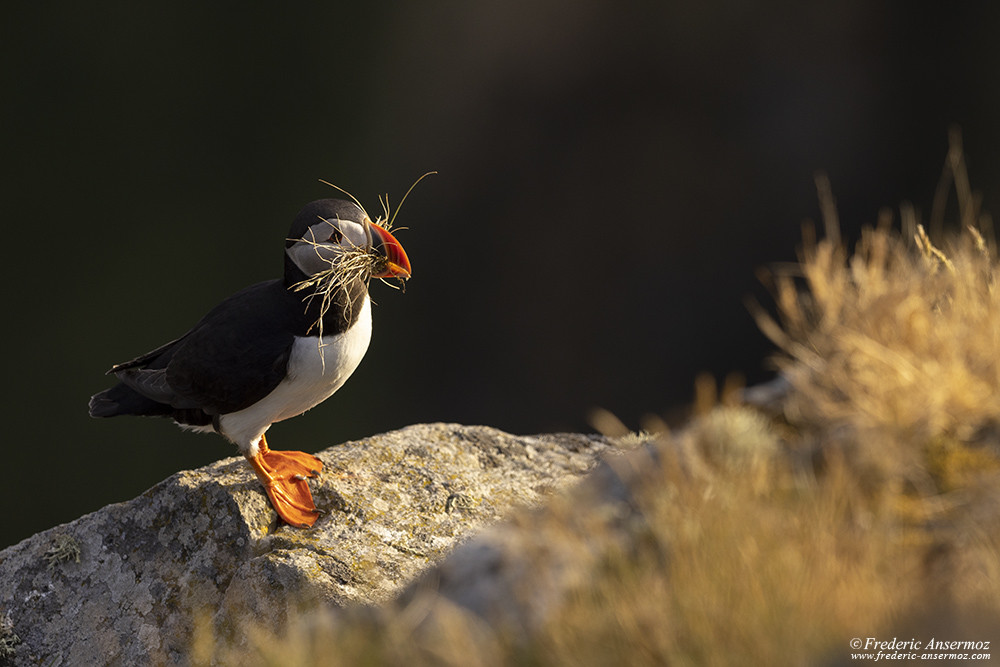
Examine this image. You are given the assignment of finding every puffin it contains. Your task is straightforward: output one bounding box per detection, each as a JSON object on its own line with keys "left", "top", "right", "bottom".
{"left": 89, "top": 198, "right": 411, "bottom": 528}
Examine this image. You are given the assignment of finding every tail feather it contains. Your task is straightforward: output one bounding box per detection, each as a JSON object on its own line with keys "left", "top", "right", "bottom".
{"left": 89, "top": 383, "right": 173, "bottom": 418}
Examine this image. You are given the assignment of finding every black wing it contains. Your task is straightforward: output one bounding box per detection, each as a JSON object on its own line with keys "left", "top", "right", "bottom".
{"left": 162, "top": 279, "right": 300, "bottom": 415}
{"left": 106, "top": 335, "right": 188, "bottom": 374}
{"left": 95, "top": 279, "right": 306, "bottom": 418}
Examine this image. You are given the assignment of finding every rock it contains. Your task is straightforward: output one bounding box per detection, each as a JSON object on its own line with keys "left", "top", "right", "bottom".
{"left": 0, "top": 424, "right": 615, "bottom": 666}
{"left": 383, "top": 419, "right": 766, "bottom": 644}
{"left": 394, "top": 433, "right": 666, "bottom": 637}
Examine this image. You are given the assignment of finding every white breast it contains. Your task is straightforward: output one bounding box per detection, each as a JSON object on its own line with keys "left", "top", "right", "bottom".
{"left": 217, "top": 295, "right": 373, "bottom": 451}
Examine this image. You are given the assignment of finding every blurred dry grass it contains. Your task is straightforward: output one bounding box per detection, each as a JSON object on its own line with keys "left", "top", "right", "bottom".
{"left": 194, "top": 143, "right": 1000, "bottom": 665}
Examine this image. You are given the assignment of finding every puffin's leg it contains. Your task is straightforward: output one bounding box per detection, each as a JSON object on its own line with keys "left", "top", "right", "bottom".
{"left": 245, "top": 435, "right": 324, "bottom": 528}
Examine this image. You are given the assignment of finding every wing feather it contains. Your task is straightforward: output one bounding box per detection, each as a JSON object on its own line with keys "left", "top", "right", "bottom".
{"left": 106, "top": 279, "right": 300, "bottom": 416}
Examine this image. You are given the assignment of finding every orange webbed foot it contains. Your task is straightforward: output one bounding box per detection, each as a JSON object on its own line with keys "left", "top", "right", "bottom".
{"left": 246, "top": 436, "right": 324, "bottom": 528}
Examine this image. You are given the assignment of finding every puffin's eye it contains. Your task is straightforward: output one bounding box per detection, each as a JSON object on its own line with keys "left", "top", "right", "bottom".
{"left": 326, "top": 228, "right": 343, "bottom": 243}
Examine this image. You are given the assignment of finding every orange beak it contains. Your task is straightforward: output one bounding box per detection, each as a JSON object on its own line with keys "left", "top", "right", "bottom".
{"left": 369, "top": 223, "right": 411, "bottom": 279}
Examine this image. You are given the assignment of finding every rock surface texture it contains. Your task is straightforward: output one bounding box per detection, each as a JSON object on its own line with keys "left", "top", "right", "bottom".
{"left": 0, "top": 424, "right": 615, "bottom": 666}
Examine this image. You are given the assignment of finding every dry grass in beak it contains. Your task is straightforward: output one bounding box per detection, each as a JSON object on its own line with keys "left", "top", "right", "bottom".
{"left": 289, "top": 231, "right": 379, "bottom": 363}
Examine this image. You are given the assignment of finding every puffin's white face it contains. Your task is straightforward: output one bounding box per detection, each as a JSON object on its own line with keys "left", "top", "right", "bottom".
{"left": 285, "top": 215, "right": 374, "bottom": 277}
{"left": 285, "top": 212, "right": 411, "bottom": 281}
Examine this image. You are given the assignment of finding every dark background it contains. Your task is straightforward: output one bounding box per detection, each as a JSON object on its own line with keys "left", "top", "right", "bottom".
{"left": 3, "top": 3, "right": 999, "bottom": 549}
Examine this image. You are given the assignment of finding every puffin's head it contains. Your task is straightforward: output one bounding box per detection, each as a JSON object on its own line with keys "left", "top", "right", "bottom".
{"left": 284, "top": 198, "right": 411, "bottom": 284}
